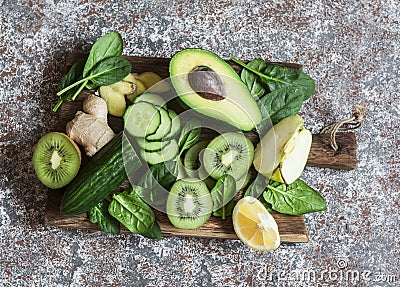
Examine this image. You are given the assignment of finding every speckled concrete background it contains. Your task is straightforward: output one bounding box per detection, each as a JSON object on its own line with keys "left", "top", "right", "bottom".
{"left": 0, "top": 0, "right": 399, "bottom": 286}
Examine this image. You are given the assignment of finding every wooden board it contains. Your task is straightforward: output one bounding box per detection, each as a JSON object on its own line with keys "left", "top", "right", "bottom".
{"left": 44, "top": 53, "right": 357, "bottom": 243}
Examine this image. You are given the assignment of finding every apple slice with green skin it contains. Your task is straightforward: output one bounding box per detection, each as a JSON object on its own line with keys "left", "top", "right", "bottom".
{"left": 253, "top": 115, "right": 312, "bottom": 184}
{"left": 270, "top": 128, "right": 312, "bottom": 184}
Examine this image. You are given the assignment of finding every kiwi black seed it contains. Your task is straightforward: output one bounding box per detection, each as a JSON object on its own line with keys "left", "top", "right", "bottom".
{"left": 203, "top": 132, "right": 254, "bottom": 181}
{"left": 183, "top": 140, "right": 210, "bottom": 177}
{"left": 32, "top": 132, "right": 81, "bottom": 189}
{"left": 166, "top": 178, "right": 213, "bottom": 229}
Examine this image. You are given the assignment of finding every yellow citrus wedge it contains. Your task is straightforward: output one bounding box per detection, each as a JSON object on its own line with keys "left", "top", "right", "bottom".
{"left": 232, "top": 196, "right": 280, "bottom": 251}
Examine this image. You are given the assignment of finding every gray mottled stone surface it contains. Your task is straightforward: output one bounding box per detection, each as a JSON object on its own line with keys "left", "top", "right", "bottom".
{"left": 1, "top": 0, "right": 399, "bottom": 286}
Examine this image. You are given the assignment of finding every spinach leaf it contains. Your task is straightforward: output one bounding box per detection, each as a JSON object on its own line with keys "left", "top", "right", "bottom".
{"left": 231, "top": 57, "right": 291, "bottom": 86}
{"left": 108, "top": 187, "right": 155, "bottom": 234}
{"left": 258, "top": 195, "right": 273, "bottom": 212}
{"left": 263, "top": 179, "right": 327, "bottom": 216}
{"left": 210, "top": 174, "right": 237, "bottom": 219}
{"left": 137, "top": 162, "right": 175, "bottom": 209}
{"left": 88, "top": 199, "right": 120, "bottom": 234}
{"left": 58, "top": 59, "right": 86, "bottom": 92}
{"left": 83, "top": 31, "right": 123, "bottom": 78}
{"left": 87, "top": 56, "right": 132, "bottom": 87}
{"left": 244, "top": 175, "right": 272, "bottom": 211}
{"left": 232, "top": 56, "right": 316, "bottom": 125}
{"left": 259, "top": 86, "right": 306, "bottom": 124}
{"left": 53, "top": 32, "right": 130, "bottom": 112}
{"left": 84, "top": 82, "right": 97, "bottom": 90}
{"left": 240, "top": 58, "right": 266, "bottom": 98}
{"left": 262, "top": 65, "right": 315, "bottom": 98}
{"left": 244, "top": 175, "right": 267, "bottom": 198}
{"left": 231, "top": 57, "right": 315, "bottom": 99}
{"left": 53, "top": 59, "right": 86, "bottom": 112}
{"left": 56, "top": 57, "right": 131, "bottom": 97}
{"left": 141, "top": 221, "right": 162, "bottom": 240}
{"left": 213, "top": 200, "right": 235, "bottom": 218}
{"left": 140, "top": 161, "right": 177, "bottom": 190}
{"left": 178, "top": 118, "right": 201, "bottom": 155}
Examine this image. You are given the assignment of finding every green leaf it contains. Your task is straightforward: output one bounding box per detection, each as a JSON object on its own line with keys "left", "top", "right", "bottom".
{"left": 83, "top": 31, "right": 123, "bottom": 77}
{"left": 108, "top": 187, "right": 155, "bottom": 234}
{"left": 232, "top": 56, "right": 316, "bottom": 125}
{"left": 244, "top": 175, "right": 267, "bottom": 198}
{"left": 87, "top": 56, "right": 132, "bottom": 87}
{"left": 58, "top": 59, "right": 86, "bottom": 92}
{"left": 240, "top": 58, "right": 266, "bottom": 98}
{"left": 213, "top": 200, "right": 235, "bottom": 218}
{"left": 140, "top": 161, "right": 177, "bottom": 190}
{"left": 85, "top": 82, "right": 97, "bottom": 90}
{"left": 263, "top": 179, "right": 327, "bottom": 216}
{"left": 141, "top": 221, "right": 162, "bottom": 240}
{"left": 210, "top": 174, "right": 237, "bottom": 219}
{"left": 53, "top": 59, "right": 86, "bottom": 112}
{"left": 231, "top": 57, "right": 291, "bottom": 86}
{"left": 178, "top": 118, "right": 201, "bottom": 154}
{"left": 138, "top": 161, "right": 176, "bottom": 209}
{"left": 258, "top": 195, "right": 273, "bottom": 212}
{"left": 242, "top": 176, "right": 273, "bottom": 211}
{"left": 88, "top": 199, "right": 120, "bottom": 234}
{"left": 259, "top": 87, "right": 306, "bottom": 124}
{"left": 262, "top": 65, "right": 315, "bottom": 98}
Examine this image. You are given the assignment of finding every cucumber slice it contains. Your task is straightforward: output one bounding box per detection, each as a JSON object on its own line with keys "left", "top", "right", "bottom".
{"left": 164, "top": 109, "right": 181, "bottom": 139}
{"left": 134, "top": 93, "right": 166, "bottom": 107}
{"left": 146, "top": 107, "right": 172, "bottom": 141}
{"left": 136, "top": 138, "right": 171, "bottom": 152}
{"left": 124, "top": 102, "right": 160, "bottom": 138}
{"left": 140, "top": 139, "right": 179, "bottom": 165}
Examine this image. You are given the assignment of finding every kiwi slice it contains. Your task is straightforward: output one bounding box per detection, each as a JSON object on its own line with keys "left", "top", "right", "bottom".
{"left": 32, "top": 132, "right": 81, "bottom": 189}
{"left": 203, "top": 132, "right": 254, "bottom": 181}
{"left": 166, "top": 178, "right": 213, "bottom": 229}
{"left": 183, "top": 140, "right": 210, "bottom": 177}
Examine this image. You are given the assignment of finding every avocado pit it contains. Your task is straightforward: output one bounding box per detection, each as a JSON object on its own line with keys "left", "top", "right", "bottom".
{"left": 188, "top": 66, "right": 226, "bottom": 101}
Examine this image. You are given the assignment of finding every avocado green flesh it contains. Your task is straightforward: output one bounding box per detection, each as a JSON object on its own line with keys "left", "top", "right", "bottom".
{"left": 169, "top": 49, "right": 262, "bottom": 131}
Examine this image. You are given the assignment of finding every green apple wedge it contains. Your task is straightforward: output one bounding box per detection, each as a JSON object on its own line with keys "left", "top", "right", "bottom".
{"left": 253, "top": 115, "right": 312, "bottom": 184}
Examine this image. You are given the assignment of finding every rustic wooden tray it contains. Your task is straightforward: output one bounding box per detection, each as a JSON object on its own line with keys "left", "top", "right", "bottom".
{"left": 44, "top": 54, "right": 357, "bottom": 243}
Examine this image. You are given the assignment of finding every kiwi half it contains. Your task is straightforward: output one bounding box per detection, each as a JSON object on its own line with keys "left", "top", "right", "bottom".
{"left": 32, "top": 132, "right": 81, "bottom": 189}
{"left": 166, "top": 178, "right": 212, "bottom": 229}
{"left": 203, "top": 132, "right": 254, "bottom": 181}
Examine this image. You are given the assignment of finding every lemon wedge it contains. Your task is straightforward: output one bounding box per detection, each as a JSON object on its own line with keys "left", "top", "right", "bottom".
{"left": 232, "top": 196, "right": 280, "bottom": 251}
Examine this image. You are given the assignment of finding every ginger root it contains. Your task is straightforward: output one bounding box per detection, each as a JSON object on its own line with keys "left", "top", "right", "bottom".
{"left": 66, "top": 95, "right": 115, "bottom": 157}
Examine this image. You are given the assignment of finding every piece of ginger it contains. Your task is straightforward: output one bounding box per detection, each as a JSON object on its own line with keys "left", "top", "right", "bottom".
{"left": 66, "top": 95, "right": 115, "bottom": 157}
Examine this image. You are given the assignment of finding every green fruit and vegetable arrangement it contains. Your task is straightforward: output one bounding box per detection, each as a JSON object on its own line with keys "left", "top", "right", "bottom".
{"left": 33, "top": 32, "right": 359, "bottom": 251}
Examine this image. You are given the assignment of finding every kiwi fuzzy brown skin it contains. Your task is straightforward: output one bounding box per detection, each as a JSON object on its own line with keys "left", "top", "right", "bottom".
{"left": 32, "top": 132, "right": 81, "bottom": 189}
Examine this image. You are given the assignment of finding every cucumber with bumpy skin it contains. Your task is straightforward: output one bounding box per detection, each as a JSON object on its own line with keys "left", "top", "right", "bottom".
{"left": 60, "top": 132, "right": 142, "bottom": 215}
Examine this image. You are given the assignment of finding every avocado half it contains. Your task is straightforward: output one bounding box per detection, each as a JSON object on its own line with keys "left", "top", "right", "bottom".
{"left": 169, "top": 49, "right": 262, "bottom": 131}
